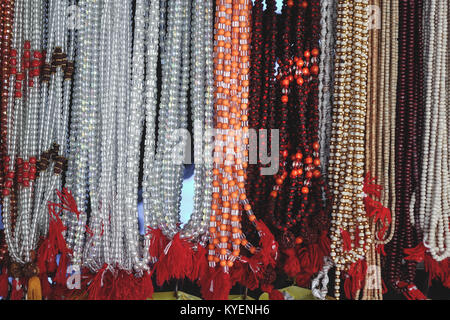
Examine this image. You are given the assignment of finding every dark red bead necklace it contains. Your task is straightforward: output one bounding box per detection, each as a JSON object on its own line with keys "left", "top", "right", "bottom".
{"left": 385, "top": 0, "right": 424, "bottom": 292}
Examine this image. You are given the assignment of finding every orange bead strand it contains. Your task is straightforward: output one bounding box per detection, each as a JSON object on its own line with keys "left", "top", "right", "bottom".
{"left": 208, "top": 0, "right": 256, "bottom": 272}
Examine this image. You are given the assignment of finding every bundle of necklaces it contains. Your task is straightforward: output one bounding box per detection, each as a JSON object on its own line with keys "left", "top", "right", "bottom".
{"left": 246, "top": 0, "right": 331, "bottom": 292}
{"left": 0, "top": 0, "right": 448, "bottom": 301}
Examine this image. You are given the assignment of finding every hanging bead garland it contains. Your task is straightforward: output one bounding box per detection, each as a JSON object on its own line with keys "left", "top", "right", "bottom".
{"left": 0, "top": 0, "right": 16, "bottom": 266}
{"left": 328, "top": 0, "right": 371, "bottom": 300}
{"left": 385, "top": 0, "right": 425, "bottom": 298}
{"left": 209, "top": 0, "right": 256, "bottom": 271}
{"left": 246, "top": 0, "right": 330, "bottom": 291}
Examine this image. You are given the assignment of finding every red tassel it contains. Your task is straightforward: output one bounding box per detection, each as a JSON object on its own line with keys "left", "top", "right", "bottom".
{"left": 397, "top": 281, "right": 427, "bottom": 300}
{"left": 10, "top": 279, "right": 24, "bottom": 300}
{"left": 146, "top": 227, "right": 168, "bottom": 262}
{"left": 140, "top": 270, "right": 154, "bottom": 300}
{"left": 87, "top": 264, "right": 108, "bottom": 300}
{"left": 40, "top": 274, "right": 52, "bottom": 299}
{"left": 343, "top": 275, "right": 352, "bottom": 299}
{"left": 363, "top": 172, "right": 382, "bottom": 198}
{"left": 404, "top": 242, "right": 427, "bottom": 263}
{"left": 229, "top": 260, "right": 248, "bottom": 287}
{"left": 37, "top": 189, "right": 74, "bottom": 289}
{"left": 53, "top": 188, "right": 81, "bottom": 219}
{"left": 108, "top": 271, "right": 120, "bottom": 300}
{"left": 243, "top": 266, "right": 260, "bottom": 290}
{"left": 424, "top": 254, "right": 447, "bottom": 286}
{"left": 297, "top": 248, "right": 312, "bottom": 272}
{"left": 283, "top": 248, "right": 301, "bottom": 277}
{"left": 155, "top": 233, "right": 194, "bottom": 286}
{"left": 0, "top": 268, "right": 9, "bottom": 298}
{"left": 382, "top": 279, "right": 388, "bottom": 294}
{"left": 343, "top": 259, "right": 367, "bottom": 299}
{"left": 260, "top": 282, "right": 284, "bottom": 300}
{"left": 240, "top": 254, "right": 262, "bottom": 275}
{"left": 295, "top": 270, "right": 314, "bottom": 287}
{"left": 363, "top": 173, "right": 392, "bottom": 241}
{"left": 115, "top": 270, "right": 129, "bottom": 300}
{"left": 340, "top": 229, "right": 352, "bottom": 252}
{"left": 309, "top": 245, "right": 321, "bottom": 274}
{"left": 255, "top": 219, "right": 278, "bottom": 267}
{"left": 269, "top": 289, "right": 284, "bottom": 300}
{"left": 103, "top": 269, "right": 117, "bottom": 300}
{"left": 54, "top": 253, "right": 69, "bottom": 286}
{"left": 191, "top": 245, "right": 208, "bottom": 281}
{"left": 37, "top": 238, "right": 58, "bottom": 275}
{"left": 376, "top": 244, "right": 386, "bottom": 256}
{"left": 50, "top": 217, "right": 70, "bottom": 254}
{"left": 200, "top": 268, "right": 232, "bottom": 300}
{"left": 318, "top": 231, "right": 331, "bottom": 256}
{"left": 293, "top": 247, "right": 315, "bottom": 287}
{"left": 364, "top": 196, "right": 382, "bottom": 218}
{"left": 442, "top": 264, "right": 450, "bottom": 289}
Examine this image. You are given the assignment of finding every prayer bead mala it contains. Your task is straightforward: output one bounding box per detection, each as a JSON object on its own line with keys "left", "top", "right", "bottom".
{"left": 385, "top": 0, "right": 424, "bottom": 292}
{"left": 209, "top": 0, "right": 256, "bottom": 271}
{"left": 0, "top": 0, "right": 16, "bottom": 265}
{"left": 144, "top": 0, "right": 213, "bottom": 247}
{"left": 328, "top": 0, "right": 371, "bottom": 300}
{"left": 318, "top": 0, "right": 336, "bottom": 182}
{"left": 416, "top": 0, "right": 450, "bottom": 262}
{"left": 246, "top": 0, "right": 330, "bottom": 291}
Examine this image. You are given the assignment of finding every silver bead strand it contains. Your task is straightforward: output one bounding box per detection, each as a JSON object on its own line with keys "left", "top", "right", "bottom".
{"left": 150, "top": 0, "right": 175, "bottom": 231}
{"left": 124, "top": 0, "right": 147, "bottom": 272}
{"left": 34, "top": 0, "right": 65, "bottom": 245}
{"left": 33, "top": 0, "right": 56, "bottom": 241}
{"left": 181, "top": 0, "right": 207, "bottom": 240}
{"left": 92, "top": 0, "right": 113, "bottom": 269}
{"left": 68, "top": 0, "right": 92, "bottom": 267}
{"left": 199, "top": 0, "right": 215, "bottom": 241}
{"left": 167, "top": 0, "right": 191, "bottom": 239}
{"left": 142, "top": 0, "right": 161, "bottom": 263}
{"left": 82, "top": 0, "right": 105, "bottom": 271}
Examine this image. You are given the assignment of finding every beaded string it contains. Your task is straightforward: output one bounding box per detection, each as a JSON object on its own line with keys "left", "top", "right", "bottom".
{"left": 246, "top": 1, "right": 330, "bottom": 292}
{"left": 144, "top": 0, "right": 213, "bottom": 245}
{"left": 312, "top": 0, "right": 337, "bottom": 299}
{"left": 245, "top": 0, "right": 276, "bottom": 230}
{"left": 376, "top": 0, "right": 398, "bottom": 246}
{"left": 65, "top": 0, "right": 94, "bottom": 267}
{"left": 33, "top": 0, "right": 72, "bottom": 248}
{"left": 361, "top": 0, "right": 383, "bottom": 301}
{"left": 245, "top": 0, "right": 263, "bottom": 214}
{"left": 328, "top": 0, "right": 371, "bottom": 300}
{"left": 139, "top": 1, "right": 216, "bottom": 288}
{"left": 0, "top": 0, "right": 16, "bottom": 193}
{"left": 142, "top": 0, "right": 161, "bottom": 261}
{"left": 115, "top": 0, "right": 133, "bottom": 269}
{"left": 185, "top": 0, "right": 215, "bottom": 241}
{"left": 385, "top": 0, "right": 424, "bottom": 291}
{"left": 33, "top": 0, "right": 57, "bottom": 239}
{"left": 2, "top": 0, "right": 44, "bottom": 268}
{"left": 361, "top": 0, "right": 400, "bottom": 301}
{"left": 0, "top": 0, "right": 16, "bottom": 265}
{"left": 416, "top": 0, "right": 450, "bottom": 262}
{"left": 208, "top": 0, "right": 257, "bottom": 272}
{"left": 122, "top": 0, "right": 147, "bottom": 272}
{"left": 318, "top": 0, "right": 336, "bottom": 182}
{"left": 146, "top": 0, "right": 184, "bottom": 240}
